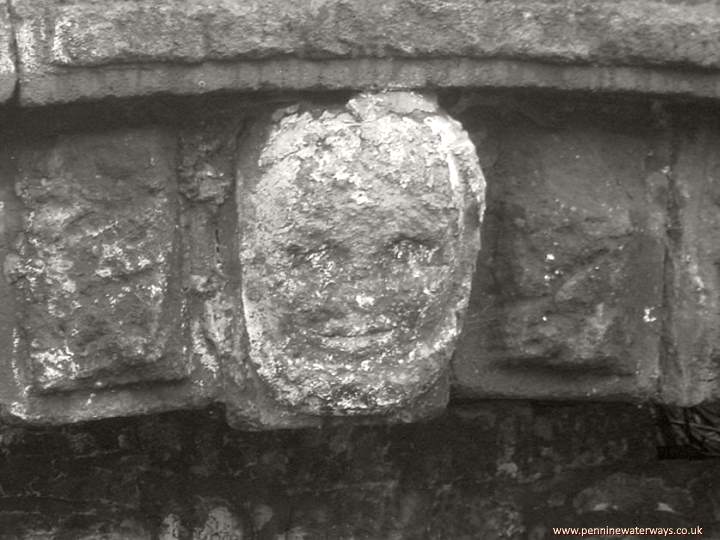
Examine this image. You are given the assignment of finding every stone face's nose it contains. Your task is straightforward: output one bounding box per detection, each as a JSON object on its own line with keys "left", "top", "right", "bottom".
{"left": 237, "top": 91, "right": 485, "bottom": 419}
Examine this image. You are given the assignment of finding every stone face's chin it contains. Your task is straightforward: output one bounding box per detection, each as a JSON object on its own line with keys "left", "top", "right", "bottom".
{"left": 238, "top": 91, "right": 484, "bottom": 417}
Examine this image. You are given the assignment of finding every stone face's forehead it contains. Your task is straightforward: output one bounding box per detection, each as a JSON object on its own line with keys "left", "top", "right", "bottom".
{"left": 250, "top": 94, "right": 471, "bottom": 251}
{"left": 239, "top": 92, "right": 485, "bottom": 417}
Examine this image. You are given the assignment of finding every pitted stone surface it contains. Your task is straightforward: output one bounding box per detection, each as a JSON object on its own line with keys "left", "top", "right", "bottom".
{"left": 7, "top": 130, "right": 185, "bottom": 394}
{"left": 10, "top": 0, "right": 720, "bottom": 103}
{"left": 238, "top": 92, "right": 484, "bottom": 417}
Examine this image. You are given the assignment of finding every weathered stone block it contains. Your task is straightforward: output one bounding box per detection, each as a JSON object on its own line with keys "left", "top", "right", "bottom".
{"left": 10, "top": 0, "right": 720, "bottom": 104}
{"left": 237, "top": 92, "right": 484, "bottom": 420}
{"left": 7, "top": 130, "right": 185, "bottom": 394}
{"left": 662, "top": 117, "right": 720, "bottom": 406}
{"left": 0, "top": 0, "right": 15, "bottom": 102}
{"left": 453, "top": 111, "right": 666, "bottom": 400}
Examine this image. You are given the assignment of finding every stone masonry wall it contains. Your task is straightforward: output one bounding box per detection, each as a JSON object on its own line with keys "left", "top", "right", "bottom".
{"left": 0, "top": 87, "right": 716, "bottom": 540}
{"left": 0, "top": 0, "right": 720, "bottom": 538}
{"left": 2, "top": 90, "right": 719, "bottom": 423}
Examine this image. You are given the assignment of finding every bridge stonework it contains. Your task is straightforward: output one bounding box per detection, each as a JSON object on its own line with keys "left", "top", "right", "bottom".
{"left": 0, "top": 1, "right": 720, "bottom": 538}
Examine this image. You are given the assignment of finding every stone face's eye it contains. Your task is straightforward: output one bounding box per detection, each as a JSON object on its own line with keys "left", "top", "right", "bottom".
{"left": 285, "top": 243, "right": 321, "bottom": 264}
{"left": 285, "top": 243, "right": 342, "bottom": 270}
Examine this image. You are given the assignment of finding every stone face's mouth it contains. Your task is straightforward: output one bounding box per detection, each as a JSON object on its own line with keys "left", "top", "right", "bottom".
{"left": 315, "top": 325, "right": 393, "bottom": 338}
{"left": 313, "top": 328, "right": 395, "bottom": 351}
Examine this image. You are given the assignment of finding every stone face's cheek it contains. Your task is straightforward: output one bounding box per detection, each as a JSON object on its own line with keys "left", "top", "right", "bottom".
{"left": 238, "top": 92, "right": 485, "bottom": 418}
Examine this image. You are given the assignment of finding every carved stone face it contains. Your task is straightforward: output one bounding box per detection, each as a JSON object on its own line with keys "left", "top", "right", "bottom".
{"left": 239, "top": 92, "right": 484, "bottom": 416}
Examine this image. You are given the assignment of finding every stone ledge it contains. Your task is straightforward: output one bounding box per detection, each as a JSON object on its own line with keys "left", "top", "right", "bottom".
{"left": 14, "top": 58, "right": 720, "bottom": 106}
{"left": 6, "top": 0, "right": 720, "bottom": 104}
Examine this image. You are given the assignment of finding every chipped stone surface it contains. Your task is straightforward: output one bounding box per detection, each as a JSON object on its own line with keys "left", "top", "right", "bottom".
{"left": 452, "top": 100, "right": 666, "bottom": 400}
{"left": 238, "top": 92, "right": 484, "bottom": 418}
{"left": 10, "top": 0, "right": 720, "bottom": 104}
{"left": 7, "top": 129, "right": 186, "bottom": 394}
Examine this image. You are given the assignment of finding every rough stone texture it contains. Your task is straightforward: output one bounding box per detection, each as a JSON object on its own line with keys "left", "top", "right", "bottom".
{"left": 4, "top": 3, "right": 720, "bottom": 536}
{"left": 0, "top": 402, "right": 717, "bottom": 539}
{"left": 9, "top": 130, "right": 183, "bottom": 393}
{"left": 0, "top": 92, "right": 720, "bottom": 422}
{"left": 0, "top": 128, "right": 220, "bottom": 423}
{"left": 238, "top": 93, "right": 483, "bottom": 419}
{"left": 661, "top": 113, "right": 720, "bottom": 406}
{"left": 8, "top": 0, "right": 720, "bottom": 104}
{"left": 0, "top": 74, "right": 717, "bottom": 539}
{"left": 27, "top": 0, "right": 720, "bottom": 68}
{"left": 0, "top": 0, "right": 14, "bottom": 102}
{"left": 452, "top": 95, "right": 667, "bottom": 401}
{"left": 0, "top": 93, "right": 484, "bottom": 428}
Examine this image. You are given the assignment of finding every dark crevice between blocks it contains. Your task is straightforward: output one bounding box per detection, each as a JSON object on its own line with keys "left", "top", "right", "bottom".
{"left": 655, "top": 404, "right": 720, "bottom": 459}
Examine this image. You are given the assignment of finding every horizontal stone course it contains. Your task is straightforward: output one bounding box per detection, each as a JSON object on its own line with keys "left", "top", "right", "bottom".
{"left": 1, "top": 1, "right": 720, "bottom": 422}
{"left": 2, "top": 0, "right": 720, "bottom": 104}
{"left": 32, "top": 0, "right": 720, "bottom": 68}
{"left": 0, "top": 93, "right": 716, "bottom": 426}
{"left": 0, "top": 403, "right": 715, "bottom": 538}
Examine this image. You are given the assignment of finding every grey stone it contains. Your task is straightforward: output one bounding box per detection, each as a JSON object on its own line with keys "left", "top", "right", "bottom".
{"left": 2, "top": 129, "right": 218, "bottom": 423}
{"left": 25, "top": 0, "right": 720, "bottom": 69}
{"left": 10, "top": 0, "right": 720, "bottom": 104}
{"left": 8, "top": 130, "right": 183, "bottom": 393}
{"left": 452, "top": 113, "right": 666, "bottom": 400}
{"left": 237, "top": 92, "right": 484, "bottom": 419}
{"left": 662, "top": 119, "right": 720, "bottom": 406}
{"left": 1, "top": 93, "right": 718, "bottom": 422}
{"left": 0, "top": 0, "right": 14, "bottom": 102}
